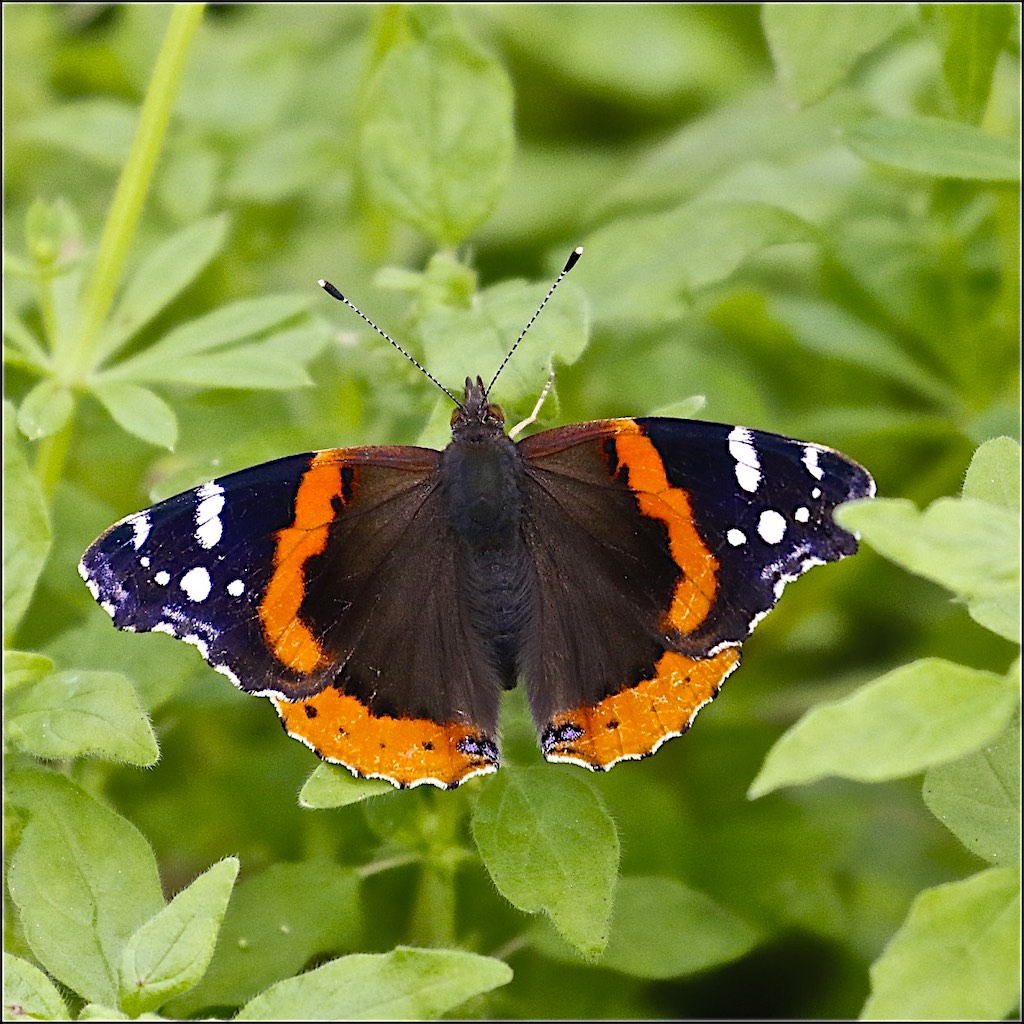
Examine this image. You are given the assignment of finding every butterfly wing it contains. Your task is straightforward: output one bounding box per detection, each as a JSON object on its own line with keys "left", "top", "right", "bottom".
{"left": 517, "top": 417, "right": 874, "bottom": 770}
{"left": 80, "top": 446, "right": 501, "bottom": 788}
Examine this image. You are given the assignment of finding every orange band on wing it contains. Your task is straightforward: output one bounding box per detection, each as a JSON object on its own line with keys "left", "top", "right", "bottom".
{"left": 611, "top": 422, "right": 719, "bottom": 634}
{"left": 544, "top": 647, "right": 740, "bottom": 770}
{"left": 259, "top": 452, "right": 346, "bottom": 673}
{"left": 272, "top": 687, "right": 498, "bottom": 789}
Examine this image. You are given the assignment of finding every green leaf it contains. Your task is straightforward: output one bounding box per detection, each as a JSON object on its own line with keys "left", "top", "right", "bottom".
{"left": 3, "top": 310, "right": 50, "bottom": 372}
{"left": 542, "top": 876, "right": 760, "bottom": 979}
{"left": 2, "top": 952, "right": 70, "bottom": 1022}
{"left": 299, "top": 763, "right": 396, "bottom": 808}
{"left": 420, "top": 279, "right": 589, "bottom": 412}
{"left": 962, "top": 436, "right": 1021, "bottom": 513}
{"left": 16, "top": 98, "right": 136, "bottom": 169}
{"left": 924, "top": 708, "right": 1020, "bottom": 866}
{"left": 107, "top": 327, "right": 324, "bottom": 391}
{"left": 5, "top": 669, "right": 159, "bottom": 766}
{"left": 861, "top": 866, "right": 1021, "bottom": 1020}
{"left": 77, "top": 1006, "right": 165, "bottom": 1022}
{"left": 763, "top": 3, "right": 914, "bottom": 106}
{"left": 472, "top": 768, "right": 619, "bottom": 957}
{"left": 91, "top": 381, "right": 178, "bottom": 450}
{"left": 837, "top": 495, "right": 1020, "bottom": 643}
{"left": 226, "top": 126, "right": 337, "bottom": 202}
{"left": 749, "top": 659, "right": 1019, "bottom": 797}
{"left": 118, "top": 858, "right": 239, "bottom": 1017}
{"left": 647, "top": 395, "right": 707, "bottom": 419}
{"left": 768, "top": 295, "right": 956, "bottom": 406}
{"left": 125, "top": 294, "right": 312, "bottom": 363}
{"left": 844, "top": 116, "right": 1020, "bottom": 181}
{"left": 3, "top": 650, "right": 55, "bottom": 694}
{"left": 3, "top": 403, "right": 52, "bottom": 639}
{"left": 167, "top": 860, "right": 363, "bottom": 1017}
{"left": 234, "top": 947, "right": 513, "bottom": 1021}
{"left": 937, "top": 4, "right": 1015, "bottom": 124}
{"left": 6, "top": 771, "right": 164, "bottom": 1006}
{"left": 581, "top": 200, "right": 815, "bottom": 324}
{"left": 99, "top": 214, "right": 230, "bottom": 362}
{"left": 15, "top": 378, "right": 73, "bottom": 440}
{"left": 360, "top": 20, "right": 514, "bottom": 246}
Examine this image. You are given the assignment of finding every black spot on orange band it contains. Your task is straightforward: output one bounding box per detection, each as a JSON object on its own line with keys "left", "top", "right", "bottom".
{"left": 272, "top": 685, "right": 499, "bottom": 788}
{"left": 542, "top": 647, "right": 741, "bottom": 770}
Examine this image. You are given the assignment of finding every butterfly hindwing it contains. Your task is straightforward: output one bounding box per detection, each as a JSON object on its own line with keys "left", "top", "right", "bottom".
{"left": 517, "top": 417, "right": 874, "bottom": 770}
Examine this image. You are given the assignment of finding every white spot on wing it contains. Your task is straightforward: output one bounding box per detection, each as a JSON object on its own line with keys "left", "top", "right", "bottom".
{"left": 227, "top": 579, "right": 245, "bottom": 597}
{"left": 194, "top": 482, "right": 225, "bottom": 550}
{"left": 728, "top": 426, "right": 761, "bottom": 493}
{"left": 131, "top": 514, "right": 151, "bottom": 550}
{"left": 757, "top": 509, "right": 787, "bottom": 544}
{"left": 794, "top": 506, "right": 810, "bottom": 523}
{"left": 180, "top": 566, "right": 212, "bottom": 602}
{"left": 803, "top": 446, "right": 825, "bottom": 481}
{"left": 155, "top": 571, "right": 171, "bottom": 586}
{"left": 726, "top": 528, "right": 746, "bottom": 547}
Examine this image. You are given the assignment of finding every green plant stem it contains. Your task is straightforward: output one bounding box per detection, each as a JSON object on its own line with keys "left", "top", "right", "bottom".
{"left": 33, "top": 411, "right": 76, "bottom": 500}
{"left": 73, "top": 3, "right": 205, "bottom": 377}
{"left": 37, "top": 4, "right": 204, "bottom": 497}
{"left": 408, "top": 857, "right": 458, "bottom": 948}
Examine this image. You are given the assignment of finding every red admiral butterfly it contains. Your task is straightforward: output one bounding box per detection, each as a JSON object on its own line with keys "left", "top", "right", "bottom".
{"left": 81, "top": 248, "right": 874, "bottom": 789}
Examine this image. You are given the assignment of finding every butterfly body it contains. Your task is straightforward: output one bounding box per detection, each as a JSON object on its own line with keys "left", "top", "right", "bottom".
{"left": 81, "top": 375, "right": 874, "bottom": 789}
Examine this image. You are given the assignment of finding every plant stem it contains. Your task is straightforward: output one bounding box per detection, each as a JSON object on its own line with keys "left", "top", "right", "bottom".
{"left": 73, "top": 3, "right": 205, "bottom": 377}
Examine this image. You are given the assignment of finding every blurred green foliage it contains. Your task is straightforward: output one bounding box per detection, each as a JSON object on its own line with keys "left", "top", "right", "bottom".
{"left": 3, "top": 4, "right": 1020, "bottom": 1020}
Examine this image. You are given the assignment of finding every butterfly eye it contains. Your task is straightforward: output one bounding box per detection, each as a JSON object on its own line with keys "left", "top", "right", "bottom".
{"left": 450, "top": 407, "right": 461, "bottom": 428}
{"left": 487, "top": 403, "right": 505, "bottom": 424}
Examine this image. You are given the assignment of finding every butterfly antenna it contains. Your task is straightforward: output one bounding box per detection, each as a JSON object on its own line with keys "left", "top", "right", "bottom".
{"left": 486, "top": 245, "right": 583, "bottom": 396}
{"left": 318, "top": 279, "right": 459, "bottom": 405}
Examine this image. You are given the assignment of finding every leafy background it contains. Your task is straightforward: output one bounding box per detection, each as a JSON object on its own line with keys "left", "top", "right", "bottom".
{"left": 3, "top": 4, "right": 1020, "bottom": 1021}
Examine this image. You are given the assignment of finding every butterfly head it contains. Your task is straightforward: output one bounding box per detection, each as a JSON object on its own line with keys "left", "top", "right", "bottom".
{"left": 451, "top": 376, "right": 506, "bottom": 441}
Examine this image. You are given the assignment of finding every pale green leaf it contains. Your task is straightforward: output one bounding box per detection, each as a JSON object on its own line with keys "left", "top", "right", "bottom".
{"left": 6, "top": 771, "right": 164, "bottom": 1006}
{"left": 167, "top": 860, "right": 363, "bottom": 1017}
{"left": 16, "top": 98, "right": 136, "bottom": 169}
{"left": 99, "top": 214, "right": 230, "bottom": 362}
{"left": 16, "top": 378, "right": 73, "bottom": 440}
{"left": 119, "top": 859, "right": 239, "bottom": 1017}
{"left": 91, "top": 381, "right": 178, "bottom": 450}
{"left": 299, "top": 763, "right": 395, "bottom": 808}
{"left": 361, "top": 22, "right": 514, "bottom": 246}
{"left": 861, "top": 867, "right": 1021, "bottom": 1020}
{"left": 938, "top": 4, "right": 1015, "bottom": 124}
{"left": 127, "top": 294, "right": 312, "bottom": 363}
{"left": 769, "top": 295, "right": 956, "bottom": 406}
{"left": 3, "top": 403, "right": 52, "bottom": 639}
{"left": 472, "top": 768, "right": 618, "bottom": 957}
{"left": 749, "top": 659, "right": 1019, "bottom": 797}
{"left": 534, "top": 876, "right": 760, "bottom": 979}
{"left": 235, "top": 947, "right": 512, "bottom": 1021}
{"left": 924, "top": 708, "right": 1020, "bottom": 866}
{"left": 837, "top": 495, "right": 1020, "bottom": 643}
{"left": 5, "top": 669, "right": 159, "bottom": 766}
{"left": 3, "top": 310, "right": 49, "bottom": 372}
{"left": 647, "top": 395, "right": 707, "bottom": 419}
{"left": 763, "top": 3, "right": 915, "bottom": 106}
{"left": 962, "top": 436, "right": 1021, "bottom": 513}
{"left": 581, "top": 200, "right": 814, "bottom": 324}
{"left": 3, "top": 650, "right": 55, "bottom": 694}
{"left": 420, "top": 279, "right": 589, "bottom": 412}
{"left": 844, "top": 116, "right": 1020, "bottom": 181}
{"left": 2, "top": 953, "right": 70, "bottom": 1022}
